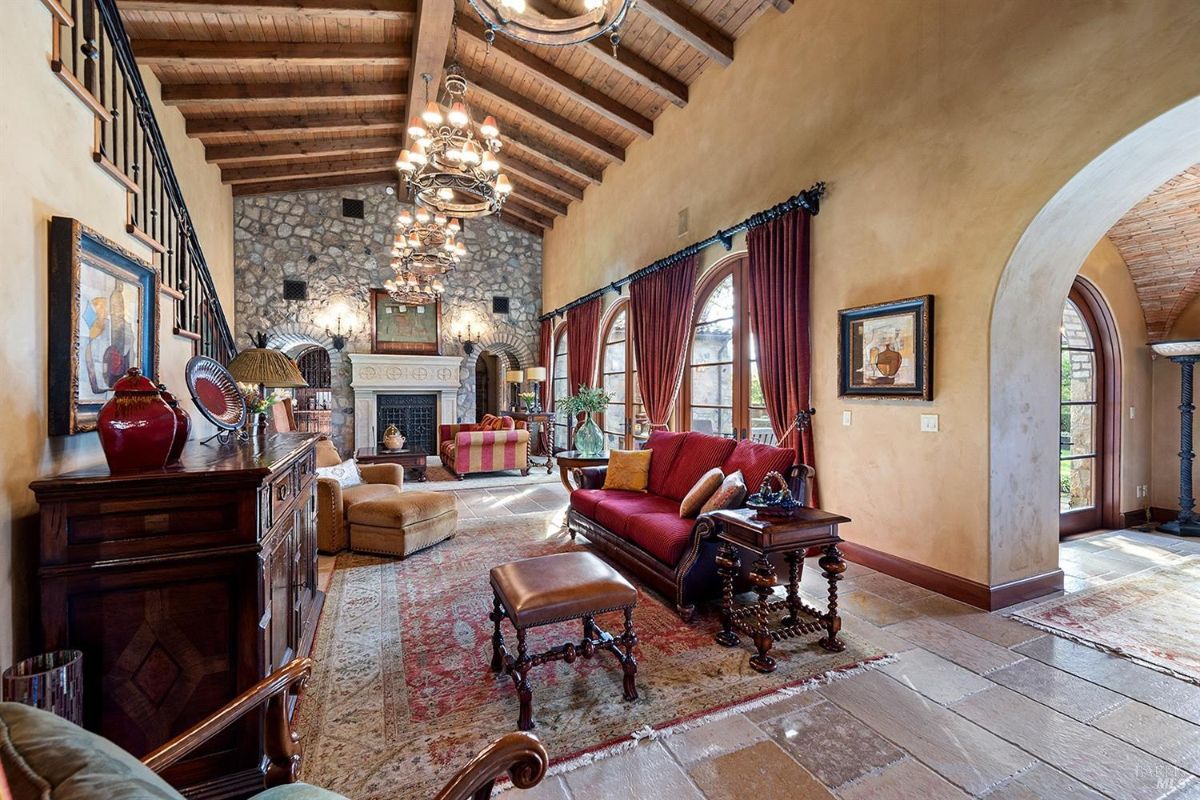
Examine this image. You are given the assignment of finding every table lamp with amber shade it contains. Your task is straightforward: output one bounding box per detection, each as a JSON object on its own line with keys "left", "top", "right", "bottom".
{"left": 227, "top": 333, "right": 307, "bottom": 434}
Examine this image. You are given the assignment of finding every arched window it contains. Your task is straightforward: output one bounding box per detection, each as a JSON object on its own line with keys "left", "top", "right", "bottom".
{"left": 550, "top": 324, "right": 570, "bottom": 451}
{"left": 682, "top": 257, "right": 771, "bottom": 441}
{"left": 1060, "top": 276, "right": 1120, "bottom": 536}
{"left": 598, "top": 300, "right": 649, "bottom": 450}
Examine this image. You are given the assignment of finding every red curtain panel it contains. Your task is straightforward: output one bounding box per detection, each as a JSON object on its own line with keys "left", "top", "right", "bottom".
{"left": 630, "top": 254, "right": 698, "bottom": 429}
{"left": 538, "top": 316, "right": 553, "bottom": 408}
{"left": 747, "top": 208, "right": 817, "bottom": 488}
{"left": 567, "top": 296, "right": 602, "bottom": 394}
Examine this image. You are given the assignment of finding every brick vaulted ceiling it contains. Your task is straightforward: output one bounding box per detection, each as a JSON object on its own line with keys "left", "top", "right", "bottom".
{"left": 1107, "top": 164, "right": 1200, "bottom": 341}
{"left": 117, "top": 0, "right": 793, "bottom": 237}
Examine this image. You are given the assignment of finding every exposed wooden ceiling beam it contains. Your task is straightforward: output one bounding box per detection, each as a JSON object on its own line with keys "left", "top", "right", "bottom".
{"left": 500, "top": 152, "right": 584, "bottom": 203}
{"left": 456, "top": 16, "right": 651, "bottom": 138}
{"left": 503, "top": 137, "right": 599, "bottom": 186}
{"left": 636, "top": 0, "right": 734, "bottom": 66}
{"left": 188, "top": 110, "right": 402, "bottom": 139}
{"left": 585, "top": 38, "right": 688, "bottom": 107}
{"left": 509, "top": 179, "right": 569, "bottom": 217}
{"left": 162, "top": 80, "right": 404, "bottom": 105}
{"left": 463, "top": 68, "right": 624, "bottom": 164}
{"left": 133, "top": 40, "right": 411, "bottom": 67}
{"left": 403, "top": 0, "right": 455, "bottom": 147}
{"left": 501, "top": 197, "right": 553, "bottom": 229}
{"left": 119, "top": 0, "right": 415, "bottom": 16}
{"left": 231, "top": 170, "right": 398, "bottom": 197}
{"left": 207, "top": 135, "right": 403, "bottom": 164}
{"left": 221, "top": 154, "right": 398, "bottom": 184}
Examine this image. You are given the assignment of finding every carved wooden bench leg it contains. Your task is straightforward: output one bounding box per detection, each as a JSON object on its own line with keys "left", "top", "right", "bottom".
{"left": 620, "top": 607, "right": 638, "bottom": 702}
{"left": 490, "top": 591, "right": 506, "bottom": 673}
{"left": 514, "top": 628, "right": 534, "bottom": 732}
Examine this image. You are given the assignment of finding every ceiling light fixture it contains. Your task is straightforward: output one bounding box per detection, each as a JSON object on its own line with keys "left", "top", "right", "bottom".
{"left": 469, "top": 0, "right": 634, "bottom": 52}
{"left": 393, "top": 206, "right": 466, "bottom": 275}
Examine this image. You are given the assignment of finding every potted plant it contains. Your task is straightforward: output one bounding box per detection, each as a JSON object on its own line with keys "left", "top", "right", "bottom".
{"left": 241, "top": 387, "right": 281, "bottom": 435}
{"left": 518, "top": 391, "right": 537, "bottom": 412}
{"left": 558, "top": 385, "right": 611, "bottom": 456}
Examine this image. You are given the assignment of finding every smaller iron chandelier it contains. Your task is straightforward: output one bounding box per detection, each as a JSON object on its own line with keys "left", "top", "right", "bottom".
{"left": 394, "top": 206, "right": 466, "bottom": 274}
{"left": 385, "top": 270, "right": 445, "bottom": 306}
{"left": 469, "top": 0, "right": 634, "bottom": 52}
{"left": 396, "top": 66, "right": 513, "bottom": 218}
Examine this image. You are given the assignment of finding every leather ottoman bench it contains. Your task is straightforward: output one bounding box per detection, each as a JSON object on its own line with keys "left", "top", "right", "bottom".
{"left": 488, "top": 551, "right": 639, "bottom": 731}
{"left": 347, "top": 491, "right": 458, "bottom": 559}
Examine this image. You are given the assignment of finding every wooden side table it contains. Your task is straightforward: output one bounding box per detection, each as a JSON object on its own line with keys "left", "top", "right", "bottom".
{"left": 355, "top": 446, "right": 429, "bottom": 482}
{"left": 508, "top": 411, "right": 555, "bottom": 474}
{"left": 709, "top": 506, "right": 852, "bottom": 673}
{"left": 555, "top": 450, "right": 610, "bottom": 492}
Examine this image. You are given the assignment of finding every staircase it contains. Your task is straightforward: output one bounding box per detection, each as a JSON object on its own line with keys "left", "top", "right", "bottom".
{"left": 39, "top": 0, "right": 235, "bottom": 363}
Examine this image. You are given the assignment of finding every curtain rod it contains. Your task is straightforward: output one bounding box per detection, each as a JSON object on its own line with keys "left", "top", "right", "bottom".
{"left": 538, "top": 181, "right": 826, "bottom": 322}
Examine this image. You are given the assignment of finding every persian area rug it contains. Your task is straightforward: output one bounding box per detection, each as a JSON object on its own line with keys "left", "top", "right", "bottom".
{"left": 297, "top": 512, "right": 887, "bottom": 799}
{"left": 419, "top": 463, "right": 560, "bottom": 491}
{"left": 1012, "top": 556, "right": 1200, "bottom": 685}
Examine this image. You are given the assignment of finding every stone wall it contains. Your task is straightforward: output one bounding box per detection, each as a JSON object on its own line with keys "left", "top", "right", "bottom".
{"left": 233, "top": 185, "right": 542, "bottom": 452}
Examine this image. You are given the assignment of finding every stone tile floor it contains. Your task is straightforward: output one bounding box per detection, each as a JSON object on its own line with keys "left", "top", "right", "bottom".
{"left": 318, "top": 482, "right": 1200, "bottom": 799}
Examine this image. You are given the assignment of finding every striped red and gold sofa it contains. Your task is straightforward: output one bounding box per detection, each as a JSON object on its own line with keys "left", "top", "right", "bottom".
{"left": 439, "top": 417, "right": 531, "bottom": 479}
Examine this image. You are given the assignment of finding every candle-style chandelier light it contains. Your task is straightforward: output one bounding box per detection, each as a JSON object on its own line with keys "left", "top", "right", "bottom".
{"left": 384, "top": 270, "right": 445, "bottom": 306}
{"left": 393, "top": 206, "right": 466, "bottom": 275}
{"left": 396, "top": 64, "right": 512, "bottom": 218}
{"left": 468, "top": 0, "right": 635, "bottom": 52}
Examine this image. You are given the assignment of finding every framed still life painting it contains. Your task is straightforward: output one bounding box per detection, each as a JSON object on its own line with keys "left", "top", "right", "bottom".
{"left": 838, "top": 295, "right": 934, "bottom": 400}
{"left": 48, "top": 217, "right": 160, "bottom": 435}
{"left": 370, "top": 288, "right": 441, "bottom": 355}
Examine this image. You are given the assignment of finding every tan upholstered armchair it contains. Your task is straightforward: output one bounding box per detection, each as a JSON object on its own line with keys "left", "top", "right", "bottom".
{"left": 315, "top": 437, "right": 404, "bottom": 553}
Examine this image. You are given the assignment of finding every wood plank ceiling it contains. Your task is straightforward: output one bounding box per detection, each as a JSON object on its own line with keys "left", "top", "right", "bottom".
{"left": 1106, "top": 164, "right": 1200, "bottom": 341}
{"left": 118, "top": 0, "right": 791, "bottom": 236}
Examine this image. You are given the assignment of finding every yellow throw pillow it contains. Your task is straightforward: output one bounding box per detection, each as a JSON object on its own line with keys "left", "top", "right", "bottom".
{"left": 679, "top": 467, "right": 725, "bottom": 518}
{"left": 603, "top": 449, "right": 653, "bottom": 492}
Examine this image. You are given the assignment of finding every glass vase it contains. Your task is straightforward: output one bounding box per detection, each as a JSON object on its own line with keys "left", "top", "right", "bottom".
{"left": 574, "top": 413, "right": 605, "bottom": 456}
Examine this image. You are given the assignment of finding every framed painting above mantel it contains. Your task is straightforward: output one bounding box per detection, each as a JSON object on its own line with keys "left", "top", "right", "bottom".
{"left": 48, "top": 216, "right": 160, "bottom": 435}
{"left": 838, "top": 295, "right": 934, "bottom": 400}
{"left": 369, "top": 289, "right": 441, "bottom": 355}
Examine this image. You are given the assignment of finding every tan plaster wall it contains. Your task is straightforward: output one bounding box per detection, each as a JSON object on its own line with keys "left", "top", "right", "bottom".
{"left": 0, "top": 1, "right": 234, "bottom": 667}
{"left": 542, "top": 0, "right": 1200, "bottom": 585}
{"left": 1077, "top": 238, "right": 1152, "bottom": 517}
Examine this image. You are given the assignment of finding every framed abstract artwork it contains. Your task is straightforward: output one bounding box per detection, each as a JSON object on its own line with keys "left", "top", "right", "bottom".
{"left": 370, "top": 288, "right": 441, "bottom": 355}
{"left": 838, "top": 295, "right": 934, "bottom": 400}
{"left": 48, "top": 217, "right": 160, "bottom": 434}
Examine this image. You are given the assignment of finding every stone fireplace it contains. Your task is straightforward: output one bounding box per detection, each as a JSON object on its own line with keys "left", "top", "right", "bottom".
{"left": 348, "top": 353, "right": 463, "bottom": 453}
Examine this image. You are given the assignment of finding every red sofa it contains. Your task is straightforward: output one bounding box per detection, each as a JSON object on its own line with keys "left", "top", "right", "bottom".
{"left": 566, "top": 430, "right": 812, "bottom": 619}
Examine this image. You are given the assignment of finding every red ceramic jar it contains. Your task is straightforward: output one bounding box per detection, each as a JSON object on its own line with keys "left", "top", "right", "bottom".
{"left": 158, "top": 384, "right": 192, "bottom": 464}
{"left": 97, "top": 368, "right": 177, "bottom": 473}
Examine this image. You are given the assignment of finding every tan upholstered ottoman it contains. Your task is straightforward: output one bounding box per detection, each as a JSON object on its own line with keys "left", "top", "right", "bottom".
{"left": 347, "top": 491, "right": 458, "bottom": 559}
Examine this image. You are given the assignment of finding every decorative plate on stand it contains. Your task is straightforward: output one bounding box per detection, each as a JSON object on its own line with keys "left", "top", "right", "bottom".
{"left": 185, "top": 355, "right": 246, "bottom": 433}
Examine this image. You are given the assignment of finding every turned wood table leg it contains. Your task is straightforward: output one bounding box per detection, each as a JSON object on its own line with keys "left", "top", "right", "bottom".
{"left": 620, "top": 608, "right": 639, "bottom": 702}
{"left": 783, "top": 550, "right": 803, "bottom": 627}
{"left": 749, "top": 555, "right": 778, "bottom": 673}
{"left": 515, "top": 628, "right": 535, "bottom": 731}
{"left": 489, "top": 592, "right": 505, "bottom": 673}
{"left": 819, "top": 544, "right": 846, "bottom": 653}
{"left": 714, "top": 541, "right": 741, "bottom": 648}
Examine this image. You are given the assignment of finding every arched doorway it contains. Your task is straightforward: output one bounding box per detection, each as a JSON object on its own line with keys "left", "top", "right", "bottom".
{"left": 1060, "top": 277, "right": 1121, "bottom": 536}
{"left": 990, "top": 96, "right": 1200, "bottom": 587}
{"left": 293, "top": 345, "right": 334, "bottom": 437}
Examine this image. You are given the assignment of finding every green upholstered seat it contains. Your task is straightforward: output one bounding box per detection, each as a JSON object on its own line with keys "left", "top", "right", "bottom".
{"left": 0, "top": 702, "right": 347, "bottom": 800}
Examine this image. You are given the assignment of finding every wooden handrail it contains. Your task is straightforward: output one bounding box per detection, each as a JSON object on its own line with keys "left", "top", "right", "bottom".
{"left": 431, "top": 731, "right": 548, "bottom": 800}
{"left": 141, "top": 657, "right": 312, "bottom": 783}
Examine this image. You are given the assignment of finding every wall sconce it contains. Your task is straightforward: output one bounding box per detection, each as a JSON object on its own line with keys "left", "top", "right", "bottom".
{"left": 458, "top": 323, "right": 478, "bottom": 355}
{"left": 325, "top": 313, "right": 356, "bottom": 351}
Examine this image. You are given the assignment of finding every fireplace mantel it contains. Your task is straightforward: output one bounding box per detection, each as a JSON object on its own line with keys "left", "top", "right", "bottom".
{"left": 348, "top": 353, "right": 463, "bottom": 452}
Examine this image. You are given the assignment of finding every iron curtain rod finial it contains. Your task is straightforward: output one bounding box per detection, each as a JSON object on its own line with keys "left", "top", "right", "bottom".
{"left": 537, "top": 181, "right": 826, "bottom": 322}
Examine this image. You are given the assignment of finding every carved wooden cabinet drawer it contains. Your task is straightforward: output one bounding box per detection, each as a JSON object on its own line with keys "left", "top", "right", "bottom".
{"left": 30, "top": 433, "right": 323, "bottom": 800}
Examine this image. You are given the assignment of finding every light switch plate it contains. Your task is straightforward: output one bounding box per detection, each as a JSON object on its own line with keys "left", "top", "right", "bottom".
{"left": 842, "top": 410, "right": 852, "bottom": 426}
{"left": 920, "top": 414, "right": 939, "bottom": 432}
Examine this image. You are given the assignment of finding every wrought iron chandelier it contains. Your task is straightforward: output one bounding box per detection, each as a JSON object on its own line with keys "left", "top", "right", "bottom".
{"left": 396, "top": 65, "right": 512, "bottom": 218}
{"left": 393, "top": 206, "right": 466, "bottom": 274}
{"left": 385, "top": 269, "right": 446, "bottom": 306}
{"left": 468, "top": 0, "right": 635, "bottom": 51}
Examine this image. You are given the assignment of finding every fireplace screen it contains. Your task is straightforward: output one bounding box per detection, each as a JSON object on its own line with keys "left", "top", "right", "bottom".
{"left": 376, "top": 394, "right": 438, "bottom": 454}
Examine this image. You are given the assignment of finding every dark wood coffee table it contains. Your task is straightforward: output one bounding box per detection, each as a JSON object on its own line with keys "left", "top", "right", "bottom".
{"left": 355, "top": 446, "right": 429, "bottom": 482}
{"left": 709, "top": 506, "right": 851, "bottom": 673}
{"left": 555, "top": 450, "right": 610, "bottom": 492}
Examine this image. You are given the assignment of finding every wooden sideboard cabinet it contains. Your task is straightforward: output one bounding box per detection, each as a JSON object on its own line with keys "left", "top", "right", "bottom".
{"left": 30, "top": 433, "right": 324, "bottom": 798}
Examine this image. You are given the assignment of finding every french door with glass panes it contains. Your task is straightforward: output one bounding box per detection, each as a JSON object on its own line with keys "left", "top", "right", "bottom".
{"left": 1060, "top": 282, "right": 1110, "bottom": 535}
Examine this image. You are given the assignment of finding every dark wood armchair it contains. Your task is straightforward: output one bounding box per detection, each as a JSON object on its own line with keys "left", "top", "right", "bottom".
{"left": 142, "top": 658, "right": 548, "bottom": 800}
